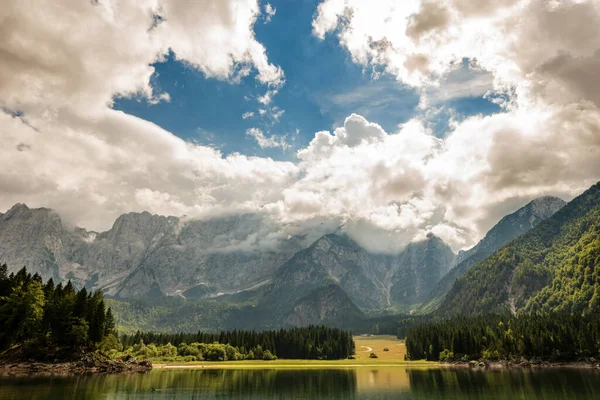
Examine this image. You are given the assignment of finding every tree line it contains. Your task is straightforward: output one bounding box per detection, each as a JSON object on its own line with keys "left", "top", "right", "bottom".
{"left": 0, "top": 265, "right": 116, "bottom": 359}
{"left": 405, "top": 313, "right": 600, "bottom": 362}
{"left": 121, "top": 326, "right": 355, "bottom": 360}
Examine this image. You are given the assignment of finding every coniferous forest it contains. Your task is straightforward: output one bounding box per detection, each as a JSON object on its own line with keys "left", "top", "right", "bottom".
{"left": 405, "top": 313, "right": 600, "bottom": 362}
{"left": 0, "top": 265, "right": 116, "bottom": 360}
{"left": 0, "top": 264, "right": 355, "bottom": 362}
{"left": 120, "top": 326, "right": 355, "bottom": 361}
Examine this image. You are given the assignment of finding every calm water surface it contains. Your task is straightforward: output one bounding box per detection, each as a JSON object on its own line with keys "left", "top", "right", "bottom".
{"left": 1, "top": 367, "right": 599, "bottom": 399}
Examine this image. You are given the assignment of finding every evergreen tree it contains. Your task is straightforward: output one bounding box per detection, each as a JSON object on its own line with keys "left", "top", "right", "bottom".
{"left": 0, "top": 267, "right": 117, "bottom": 359}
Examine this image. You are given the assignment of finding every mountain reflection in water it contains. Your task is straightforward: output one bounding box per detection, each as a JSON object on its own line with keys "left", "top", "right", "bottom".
{"left": 1, "top": 367, "right": 599, "bottom": 399}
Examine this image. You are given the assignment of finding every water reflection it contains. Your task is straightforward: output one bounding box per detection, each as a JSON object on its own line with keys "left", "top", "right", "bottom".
{"left": 1, "top": 367, "right": 599, "bottom": 400}
{"left": 408, "top": 368, "right": 600, "bottom": 400}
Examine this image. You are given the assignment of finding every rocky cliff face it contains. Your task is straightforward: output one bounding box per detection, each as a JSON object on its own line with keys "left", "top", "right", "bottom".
{"left": 112, "top": 214, "right": 298, "bottom": 299}
{"left": 0, "top": 197, "right": 564, "bottom": 329}
{"left": 64, "top": 211, "right": 180, "bottom": 293}
{"left": 260, "top": 233, "right": 456, "bottom": 324}
{"left": 0, "top": 204, "right": 71, "bottom": 282}
{"left": 283, "top": 284, "right": 365, "bottom": 327}
{"left": 389, "top": 233, "right": 456, "bottom": 305}
{"left": 0, "top": 205, "right": 300, "bottom": 299}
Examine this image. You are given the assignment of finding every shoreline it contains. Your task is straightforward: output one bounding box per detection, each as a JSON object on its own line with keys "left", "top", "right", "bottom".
{"left": 0, "top": 355, "right": 152, "bottom": 377}
{"left": 3, "top": 358, "right": 599, "bottom": 376}
{"left": 153, "top": 358, "right": 600, "bottom": 371}
{"left": 153, "top": 361, "right": 436, "bottom": 370}
{"left": 442, "top": 359, "right": 600, "bottom": 370}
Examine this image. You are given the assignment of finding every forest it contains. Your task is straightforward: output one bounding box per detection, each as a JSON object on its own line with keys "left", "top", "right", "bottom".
{"left": 0, "top": 265, "right": 116, "bottom": 360}
{"left": 0, "top": 265, "right": 355, "bottom": 362}
{"left": 440, "top": 182, "right": 600, "bottom": 316}
{"left": 120, "top": 326, "right": 355, "bottom": 361}
{"left": 405, "top": 313, "right": 600, "bottom": 362}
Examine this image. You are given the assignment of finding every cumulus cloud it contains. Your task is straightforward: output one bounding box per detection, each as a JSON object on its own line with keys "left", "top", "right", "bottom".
{"left": 1, "top": 0, "right": 599, "bottom": 256}
{"left": 285, "top": 107, "right": 600, "bottom": 252}
{"left": 0, "top": 0, "right": 283, "bottom": 118}
{"left": 312, "top": 0, "right": 600, "bottom": 101}
{"left": 0, "top": 107, "right": 298, "bottom": 230}
{"left": 0, "top": 0, "right": 291, "bottom": 230}
{"left": 305, "top": 0, "right": 600, "bottom": 249}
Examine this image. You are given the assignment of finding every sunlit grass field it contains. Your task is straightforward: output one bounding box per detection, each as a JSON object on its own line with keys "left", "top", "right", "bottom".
{"left": 353, "top": 334, "right": 406, "bottom": 360}
{"left": 154, "top": 335, "right": 431, "bottom": 369}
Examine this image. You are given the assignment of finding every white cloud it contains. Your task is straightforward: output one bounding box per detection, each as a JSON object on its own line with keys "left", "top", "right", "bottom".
{"left": 0, "top": 0, "right": 290, "bottom": 229}
{"left": 0, "top": 107, "right": 298, "bottom": 230}
{"left": 0, "top": 0, "right": 284, "bottom": 120}
{"left": 286, "top": 108, "right": 600, "bottom": 252}
{"left": 258, "top": 89, "right": 278, "bottom": 105}
{"left": 271, "top": 107, "right": 285, "bottom": 122}
{"left": 264, "top": 3, "right": 277, "bottom": 23}
{"left": 304, "top": 0, "right": 600, "bottom": 250}
{"left": 242, "top": 112, "right": 255, "bottom": 119}
{"left": 0, "top": 0, "right": 599, "bottom": 257}
{"left": 148, "top": 92, "right": 172, "bottom": 105}
{"left": 312, "top": 0, "right": 600, "bottom": 104}
{"left": 246, "top": 128, "right": 290, "bottom": 150}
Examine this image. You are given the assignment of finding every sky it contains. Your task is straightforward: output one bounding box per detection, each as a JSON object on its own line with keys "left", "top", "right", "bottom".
{"left": 1, "top": 0, "right": 600, "bottom": 253}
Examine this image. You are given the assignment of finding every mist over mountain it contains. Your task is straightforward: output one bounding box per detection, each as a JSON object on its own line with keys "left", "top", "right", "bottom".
{"left": 0, "top": 193, "right": 569, "bottom": 330}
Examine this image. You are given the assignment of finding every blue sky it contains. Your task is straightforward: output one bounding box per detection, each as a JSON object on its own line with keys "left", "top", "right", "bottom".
{"left": 2, "top": 0, "right": 598, "bottom": 250}
{"left": 114, "top": 0, "right": 500, "bottom": 160}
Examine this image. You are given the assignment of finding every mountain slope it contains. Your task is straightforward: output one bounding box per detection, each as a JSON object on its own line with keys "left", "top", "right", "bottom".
{"left": 389, "top": 233, "right": 455, "bottom": 305}
{"left": 258, "top": 233, "right": 456, "bottom": 327}
{"left": 0, "top": 204, "right": 70, "bottom": 282}
{"left": 283, "top": 284, "right": 365, "bottom": 327}
{"left": 258, "top": 234, "right": 389, "bottom": 321}
{"left": 420, "top": 196, "right": 566, "bottom": 312}
{"left": 439, "top": 182, "right": 600, "bottom": 316}
{"left": 0, "top": 206, "right": 301, "bottom": 299}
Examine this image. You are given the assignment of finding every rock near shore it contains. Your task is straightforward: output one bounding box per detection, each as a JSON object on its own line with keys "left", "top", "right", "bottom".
{"left": 0, "top": 354, "right": 152, "bottom": 376}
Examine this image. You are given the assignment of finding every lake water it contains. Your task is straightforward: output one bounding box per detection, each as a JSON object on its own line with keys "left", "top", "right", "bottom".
{"left": 1, "top": 367, "right": 599, "bottom": 399}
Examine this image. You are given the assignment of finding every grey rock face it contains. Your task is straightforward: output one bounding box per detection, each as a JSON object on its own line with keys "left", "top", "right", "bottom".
{"left": 64, "top": 211, "right": 180, "bottom": 293}
{"left": 284, "top": 284, "right": 365, "bottom": 327}
{"left": 389, "top": 233, "right": 456, "bottom": 304}
{"left": 0, "top": 204, "right": 69, "bottom": 282}
{"left": 113, "top": 214, "right": 299, "bottom": 299}
{"left": 261, "top": 233, "right": 456, "bottom": 322}
{"left": 421, "top": 196, "right": 566, "bottom": 312}
{"left": 0, "top": 205, "right": 299, "bottom": 300}
{"left": 0, "top": 197, "right": 562, "bottom": 328}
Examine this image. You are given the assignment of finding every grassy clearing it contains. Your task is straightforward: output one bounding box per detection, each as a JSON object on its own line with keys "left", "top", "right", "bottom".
{"left": 353, "top": 334, "right": 406, "bottom": 360}
{"left": 154, "top": 336, "right": 430, "bottom": 369}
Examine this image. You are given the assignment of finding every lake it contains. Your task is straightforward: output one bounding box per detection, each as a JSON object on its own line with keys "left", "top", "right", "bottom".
{"left": 1, "top": 367, "right": 599, "bottom": 399}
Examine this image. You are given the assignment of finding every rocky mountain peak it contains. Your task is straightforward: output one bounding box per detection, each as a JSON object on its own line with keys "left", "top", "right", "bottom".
{"left": 0, "top": 203, "right": 66, "bottom": 282}
{"left": 7, "top": 203, "right": 30, "bottom": 212}
{"left": 520, "top": 196, "right": 566, "bottom": 223}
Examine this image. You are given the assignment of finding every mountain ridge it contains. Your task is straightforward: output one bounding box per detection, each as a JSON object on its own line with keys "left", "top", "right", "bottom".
{"left": 439, "top": 182, "right": 600, "bottom": 316}
{"left": 419, "top": 196, "right": 566, "bottom": 313}
{"left": 0, "top": 193, "right": 571, "bottom": 330}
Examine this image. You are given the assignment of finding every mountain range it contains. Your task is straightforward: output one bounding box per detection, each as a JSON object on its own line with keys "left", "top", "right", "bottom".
{"left": 0, "top": 193, "right": 571, "bottom": 331}
{"left": 440, "top": 182, "right": 600, "bottom": 316}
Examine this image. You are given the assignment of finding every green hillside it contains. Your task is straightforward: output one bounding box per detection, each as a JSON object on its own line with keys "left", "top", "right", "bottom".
{"left": 440, "top": 182, "right": 600, "bottom": 316}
